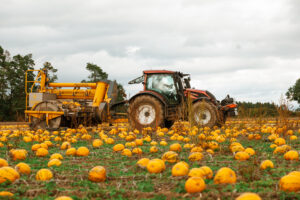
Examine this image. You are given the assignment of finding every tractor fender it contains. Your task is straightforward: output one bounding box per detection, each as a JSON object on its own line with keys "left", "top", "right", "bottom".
{"left": 129, "top": 91, "right": 167, "bottom": 107}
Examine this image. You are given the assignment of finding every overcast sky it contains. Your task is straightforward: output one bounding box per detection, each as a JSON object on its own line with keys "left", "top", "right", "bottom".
{"left": 1, "top": 0, "right": 299, "bottom": 106}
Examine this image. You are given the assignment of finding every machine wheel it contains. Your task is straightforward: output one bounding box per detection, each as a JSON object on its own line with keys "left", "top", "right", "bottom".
{"left": 192, "top": 100, "right": 218, "bottom": 128}
{"left": 30, "top": 101, "right": 62, "bottom": 130}
{"left": 128, "top": 95, "right": 164, "bottom": 130}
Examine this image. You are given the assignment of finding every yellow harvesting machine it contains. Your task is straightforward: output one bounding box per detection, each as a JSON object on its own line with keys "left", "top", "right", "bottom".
{"left": 25, "top": 69, "right": 123, "bottom": 129}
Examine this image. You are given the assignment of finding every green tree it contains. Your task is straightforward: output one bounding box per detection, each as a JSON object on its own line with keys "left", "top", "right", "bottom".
{"left": 82, "top": 63, "right": 126, "bottom": 101}
{"left": 286, "top": 78, "right": 300, "bottom": 104}
{"left": 42, "top": 62, "right": 58, "bottom": 82}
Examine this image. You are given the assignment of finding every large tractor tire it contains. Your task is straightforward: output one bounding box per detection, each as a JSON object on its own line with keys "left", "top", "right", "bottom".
{"left": 128, "top": 95, "right": 164, "bottom": 130}
{"left": 192, "top": 100, "right": 218, "bottom": 128}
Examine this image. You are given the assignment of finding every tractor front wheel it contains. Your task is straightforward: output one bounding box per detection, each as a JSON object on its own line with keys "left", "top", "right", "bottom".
{"left": 192, "top": 100, "right": 218, "bottom": 128}
{"left": 128, "top": 95, "right": 164, "bottom": 130}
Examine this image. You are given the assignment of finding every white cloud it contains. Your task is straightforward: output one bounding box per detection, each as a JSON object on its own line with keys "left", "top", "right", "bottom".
{"left": 0, "top": 0, "right": 300, "bottom": 105}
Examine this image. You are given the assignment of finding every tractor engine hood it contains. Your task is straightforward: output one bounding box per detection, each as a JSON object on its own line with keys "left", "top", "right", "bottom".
{"left": 185, "top": 88, "right": 217, "bottom": 101}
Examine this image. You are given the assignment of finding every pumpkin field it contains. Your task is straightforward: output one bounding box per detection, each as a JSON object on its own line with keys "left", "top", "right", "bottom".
{"left": 0, "top": 119, "right": 300, "bottom": 200}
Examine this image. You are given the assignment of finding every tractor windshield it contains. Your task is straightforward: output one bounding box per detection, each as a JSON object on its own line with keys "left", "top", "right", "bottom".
{"left": 146, "top": 74, "right": 178, "bottom": 104}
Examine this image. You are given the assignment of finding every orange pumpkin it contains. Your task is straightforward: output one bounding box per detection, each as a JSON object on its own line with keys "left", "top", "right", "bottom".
{"left": 214, "top": 167, "right": 236, "bottom": 184}
{"left": 15, "top": 162, "right": 31, "bottom": 175}
{"left": 121, "top": 148, "right": 132, "bottom": 157}
{"left": 235, "top": 192, "right": 261, "bottom": 200}
{"left": 36, "top": 148, "right": 49, "bottom": 157}
{"left": 36, "top": 169, "right": 53, "bottom": 181}
{"left": 92, "top": 139, "right": 103, "bottom": 148}
{"left": 150, "top": 146, "right": 158, "bottom": 153}
{"left": 279, "top": 174, "right": 300, "bottom": 192}
{"left": 185, "top": 177, "right": 206, "bottom": 193}
{"left": 235, "top": 151, "right": 250, "bottom": 161}
{"left": 172, "top": 161, "right": 189, "bottom": 177}
{"left": 0, "top": 167, "right": 20, "bottom": 184}
{"left": 50, "top": 153, "right": 63, "bottom": 160}
{"left": 260, "top": 160, "right": 274, "bottom": 170}
{"left": 76, "top": 147, "right": 89, "bottom": 156}
{"left": 10, "top": 149, "right": 27, "bottom": 161}
{"left": 147, "top": 159, "right": 165, "bottom": 173}
{"left": 66, "top": 147, "right": 77, "bottom": 156}
{"left": 113, "top": 144, "right": 125, "bottom": 152}
{"left": 161, "top": 151, "right": 178, "bottom": 163}
{"left": 88, "top": 166, "right": 106, "bottom": 182}
{"left": 244, "top": 148, "right": 255, "bottom": 156}
{"left": 284, "top": 150, "right": 299, "bottom": 161}
{"left": 188, "top": 152, "right": 203, "bottom": 161}
{"left": 0, "top": 191, "right": 14, "bottom": 197}
{"left": 136, "top": 158, "right": 150, "bottom": 168}
{"left": 0, "top": 158, "right": 8, "bottom": 167}
{"left": 169, "top": 143, "right": 182, "bottom": 152}
{"left": 48, "top": 159, "right": 62, "bottom": 167}
{"left": 132, "top": 147, "right": 143, "bottom": 155}
{"left": 55, "top": 196, "right": 73, "bottom": 200}
{"left": 61, "top": 141, "right": 71, "bottom": 150}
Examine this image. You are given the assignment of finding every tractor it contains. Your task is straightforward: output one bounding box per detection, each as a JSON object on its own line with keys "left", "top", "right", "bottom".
{"left": 128, "top": 70, "right": 237, "bottom": 130}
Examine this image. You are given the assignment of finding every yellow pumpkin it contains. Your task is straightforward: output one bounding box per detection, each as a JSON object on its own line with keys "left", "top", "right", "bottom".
{"left": 61, "top": 141, "right": 71, "bottom": 150}
{"left": 235, "top": 151, "right": 250, "bottom": 161}
{"left": 113, "top": 144, "right": 125, "bottom": 152}
{"left": 50, "top": 153, "right": 63, "bottom": 160}
{"left": 31, "top": 144, "right": 41, "bottom": 151}
{"left": 169, "top": 143, "right": 182, "bottom": 152}
{"left": 121, "top": 148, "right": 132, "bottom": 157}
{"left": 160, "top": 140, "right": 168, "bottom": 146}
{"left": 55, "top": 196, "right": 73, "bottom": 200}
{"left": 48, "top": 159, "right": 62, "bottom": 167}
{"left": 172, "top": 162, "right": 189, "bottom": 177}
{"left": 190, "top": 146, "right": 203, "bottom": 153}
{"left": 0, "top": 191, "right": 14, "bottom": 197}
{"left": 284, "top": 150, "right": 299, "bottom": 161}
{"left": 185, "top": 177, "right": 206, "bottom": 193}
{"left": 135, "top": 139, "right": 143, "bottom": 146}
{"left": 0, "top": 158, "right": 8, "bottom": 167}
{"left": 161, "top": 151, "right": 178, "bottom": 163}
{"left": 147, "top": 159, "right": 165, "bottom": 174}
{"left": 88, "top": 166, "right": 106, "bottom": 182}
{"left": 0, "top": 167, "right": 20, "bottom": 184}
{"left": 274, "top": 138, "right": 286, "bottom": 146}
{"left": 66, "top": 147, "right": 77, "bottom": 156}
{"left": 150, "top": 146, "right": 158, "bottom": 153}
{"left": 15, "top": 162, "right": 31, "bottom": 175}
{"left": 92, "top": 139, "right": 103, "bottom": 148}
{"left": 214, "top": 167, "right": 236, "bottom": 184}
{"left": 36, "top": 169, "right": 53, "bottom": 181}
{"left": 105, "top": 138, "right": 115, "bottom": 144}
{"left": 260, "top": 160, "right": 274, "bottom": 170}
{"left": 76, "top": 147, "right": 89, "bottom": 156}
{"left": 188, "top": 152, "right": 203, "bottom": 161}
{"left": 132, "top": 147, "right": 142, "bottom": 155}
{"left": 235, "top": 192, "right": 261, "bottom": 200}
{"left": 10, "top": 149, "right": 27, "bottom": 161}
{"left": 290, "top": 135, "right": 297, "bottom": 140}
{"left": 279, "top": 174, "right": 300, "bottom": 192}
{"left": 136, "top": 158, "right": 150, "bottom": 168}
{"left": 188, "top": 166, "right": 213, "bottom": 179}
{"left": 36, "top": 148, "right": 49, "bottom": 157}
{"left": 244, "top": 148, "right": 255, "bottom": 156}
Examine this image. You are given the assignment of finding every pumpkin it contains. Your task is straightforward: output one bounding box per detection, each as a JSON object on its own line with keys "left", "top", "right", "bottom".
{"left": 0, "top": 191, "right": 14, "bottom": 197}
{"left": 36, "top": 148, "right": 49, "bottom": 157}
{"left": 0, "top": 167, "right": 20, "bottom": 184}
{"left": 50, "top": 153, "right": 63, "bottom": 160}
{"left": 55, "top": 196, "right": 73, "bottom": 200}
{"left": 279, "top": 174, "right": 300, "bottom": 192}
{"left": 290, "top": 135, "right": 297, "bottom": 140}
{"left": 76, "top": 147, "right": 89, "bottom": 156}
{"left": 150, "top": 146, "right": 158, "bottom": 153}
{"left": 185, "top": 177, "right": 206, "bottom": 193}
{"left": 23, "top": 136, "right": 32, "bottom": 143}
{"left": 260, "top": 160, "right": 274, "bottom": 170}
{"left": 244, "top": 148, "right": 255, "bottom": 156}
{"left": 31, "top": 144, "right": 41, "bottom": 151}
{"left": 150, "top": 141, "right": 158, "bottom": 146}
{"left": 132, "top": 147, "right": 142, "bottom": 155}
{"left": 0, "top": 158, "right": 8, "bottom": 167}
{"left": 88, "top": 166, "right": 106, "bottom": 182}
{"left": 92, "top": 139, "right": 103, "bottom": 148}
{"left": 15, "top": 162, "right": 31, "bottom": 175}
{"left": 274, "top": 138, "right": 286, "bottom": 146}
{"left": 48, "top": 159, "right": 62, "bottom": 167}
{"left": 10, "top": 149, "right": 27, "bottom": 161}
{"left": 36, "top": 169, "right": 53, "bottom": 181}
{"left": 231, "top": 145, "right": 245, "bottom": 153}
{"left": 172, "top": 161, "right": 189, "bottom": 177}
{"left": 235, "top": 151, "right": 250, "bottom": 161}
{"left": 169, "top": 143, "right": 182, "bottom": 152}
{"left": 188, "top": 152, "right": 203, "bottom": 161}
{"left": 105, "top": 138, "right": 115, "bottom": 144}
{"left": 136, "top": 158, "right": 150, "bottom": 168}
{"left": 61, "top": 141, "right": 71, "bottom": 150}
{"left": 135, "top": 139, "right": 143, "bottom": 146}
{"left": 160, "top": 140, "right": 168, "bottom": 146}
{"left": 284, "top": 150, "right": 299, "bottom": 161}
{"left": 121, "top": 149, "right": 132, "bottom": 157}
{"left": 147, "top": 159, "right": 165, "bottom": 173}
{"left": 206, "top": 149, "right": 214, "bottom": 155}
{"left": 235, "top": 192, "right": 261, "bottom": 200}
{"left": 190, "top": 146, "right": 203, "bottom": 153}
{"left": 214, "top": 167, "right": 236, "bottom": 184}
{"left": 113, "top": 144, "right": 125, "bottom": 152}
{"left": 188, "top": 166, "right": 213, "bottom": 179}
{"left": 66, "top": 147, "right": 77, "bottom": 156}
{"left": 161, "top": 151, "right": 178, "bottom": 163}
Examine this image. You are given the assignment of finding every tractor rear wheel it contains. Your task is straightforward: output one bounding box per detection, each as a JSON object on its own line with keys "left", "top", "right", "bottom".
{"left": 128, "top": 95, "right": 164, "bottom": 130}
{"left": 192, "top": 100, "right": 218, "bottom": 128}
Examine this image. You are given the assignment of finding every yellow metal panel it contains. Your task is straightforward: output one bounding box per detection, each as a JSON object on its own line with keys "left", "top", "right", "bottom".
{"left": 48, "top": 83, "right": 97, "bottom": 88}
{"left": 92, "top": 82, "right": 109, "bottom": 107}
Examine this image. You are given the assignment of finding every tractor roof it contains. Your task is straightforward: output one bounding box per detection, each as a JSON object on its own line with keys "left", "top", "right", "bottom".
{"left": 143, "top": 70, "right": 175, "bottom": 74}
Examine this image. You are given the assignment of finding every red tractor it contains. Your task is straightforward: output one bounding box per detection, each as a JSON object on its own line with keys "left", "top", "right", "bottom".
{"left": 128, "top": 70, "right": 237, "bottom": 130}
